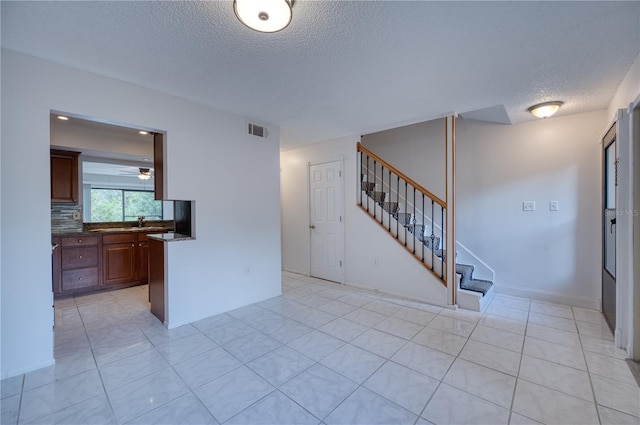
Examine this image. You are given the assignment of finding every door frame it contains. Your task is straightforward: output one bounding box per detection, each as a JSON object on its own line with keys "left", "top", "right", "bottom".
{"left": 602, "top": 122, "right": 617, "bottom": 334}
{"left": 605, "top": 108, "right": 634, "bottom": 354}
{"left": 632, "top": 96, "right": 640, "bottom": 361}
{"left": 307, "top": 156, "right": 345, "bottom": 284}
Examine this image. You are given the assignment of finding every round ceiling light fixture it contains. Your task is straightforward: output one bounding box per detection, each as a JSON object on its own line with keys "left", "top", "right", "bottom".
{"left": 528, "top": 101, "right": 564, "bottom": 119}
{"left": 234, "top": 0, "right": 292, "bottom": 33}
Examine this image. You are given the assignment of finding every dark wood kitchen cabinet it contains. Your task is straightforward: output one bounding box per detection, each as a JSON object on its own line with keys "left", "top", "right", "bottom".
{"left": 52, "top": 234, "right": 101, "bottom": 294}
{"left": 136, "top": 233, "right": 150, "bottom": 283}
{"left": 102, "top": 234, "right": 136, "bottom": 285}
{"left": 102, "top": 232, "right": 153, "bottom": 286}
{"left": 50, "top": 149, "right": 79, "bottom": 204}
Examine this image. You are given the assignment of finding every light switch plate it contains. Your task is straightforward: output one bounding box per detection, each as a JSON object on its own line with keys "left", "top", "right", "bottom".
{"left": 549, "top": 201, "right": 559, "bottom": 211}
{"left": 72, "top": 211, "right": 81, "bottom": 220}
{"left": 523, "top": 201, "right": 535, "bottom": 211}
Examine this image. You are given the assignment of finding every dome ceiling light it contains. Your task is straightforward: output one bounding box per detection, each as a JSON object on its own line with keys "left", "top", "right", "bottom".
{"left": 528, "top": 101, "right": 564, "bottom": 119}
{"left": 234, "top": 0, "right": 293, "bottom": 33}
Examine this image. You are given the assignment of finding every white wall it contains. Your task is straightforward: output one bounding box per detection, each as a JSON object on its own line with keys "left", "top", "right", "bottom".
{"left": 607, "top": 52, "right": 640, "bottom": 121}
{"left": 50, "top": 116, "right": 154, "bottom": 159}
{"left": 361, "top": 119, "right": 446, "bottom": 201}
{"left": 281, "top": 136, "right": 447, "bottom": 305}
{"left": 457, "top": 111, "right": 607, "bottom": 308}
{"left": 0, "top": 49, "right": 282, "bottom": 378}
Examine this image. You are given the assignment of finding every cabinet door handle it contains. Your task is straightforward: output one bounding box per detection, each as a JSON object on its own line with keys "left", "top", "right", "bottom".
{"left": 131, "top": 243, "right": 135, "bottom": 247}
{"left": 78, "top": 277, "right": 83, "bottom": 280}
{"left": 79, "top": 255, "right": 83, "bottom": 259}
{"left": 78, "top": 239, "right": 82, "bottom": 244}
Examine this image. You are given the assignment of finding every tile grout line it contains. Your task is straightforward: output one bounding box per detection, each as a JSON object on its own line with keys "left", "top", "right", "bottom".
{"left": 507, "top": 297, "right": 531, "bottom": 425}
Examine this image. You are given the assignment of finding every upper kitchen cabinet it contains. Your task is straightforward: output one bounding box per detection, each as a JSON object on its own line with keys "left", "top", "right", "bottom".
{"left": 51, "top": 149, "right": 79, "bottom": 204}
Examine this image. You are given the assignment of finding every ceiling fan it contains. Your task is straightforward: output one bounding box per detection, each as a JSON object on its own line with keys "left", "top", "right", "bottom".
{"left": 118, "top": 167, "right": 154, "bottom": 180}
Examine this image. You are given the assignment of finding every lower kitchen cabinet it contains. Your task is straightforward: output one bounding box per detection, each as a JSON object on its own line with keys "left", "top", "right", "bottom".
{"left": 102, "top": 234, "right": 136, "bottom": 285}
{"left": 103, "top": 232, "right": 153, "bottom": 286}
{"left": 52, "top": 234, "right": 101, "bottom": 294}
{"left": 53, "top": 230, "right": 159, "bottom": 296}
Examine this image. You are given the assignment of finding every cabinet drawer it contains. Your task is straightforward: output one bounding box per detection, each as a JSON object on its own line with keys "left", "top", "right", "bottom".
{"left": 61, "top": 236, "right": 98, "bottom": 247}
{"left": 103, "top": 233, "right": 136, "bottom": 244}
{"left": 62, "top": 267, "right": 99, "bottom": 290}
{"left": 61, "top": 246, "right": 98, "bottom": 269}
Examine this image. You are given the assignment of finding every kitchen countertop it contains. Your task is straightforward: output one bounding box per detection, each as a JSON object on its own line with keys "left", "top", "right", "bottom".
{"left": 147, "top": 233, "right": 194, "bottom": 242}
{"left": 51, "top": 230, "right": 97, "bottom": 236}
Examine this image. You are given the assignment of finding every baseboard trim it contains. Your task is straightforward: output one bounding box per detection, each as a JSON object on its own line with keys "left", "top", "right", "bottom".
{"left": 494, "top": 284, "right": 600, "bottom": 310}
{"left": 343, "top": 280, "right": 445, "bottom": 308}
{"left": 2, "top": 358, "right": 55, "bottom": 380}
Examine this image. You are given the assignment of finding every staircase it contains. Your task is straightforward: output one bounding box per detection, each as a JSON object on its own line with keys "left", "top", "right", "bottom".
{"left": 357, "top": 143, "right": 494, "bottom": 311}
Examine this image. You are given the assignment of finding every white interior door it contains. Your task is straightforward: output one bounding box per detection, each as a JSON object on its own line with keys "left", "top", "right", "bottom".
{"left": 309, "top": 160, "right": 343, "bottom": 283}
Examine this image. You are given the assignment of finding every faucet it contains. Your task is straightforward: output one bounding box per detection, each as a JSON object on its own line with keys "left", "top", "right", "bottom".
{"left": 137, "top": 216, "right": 145, "bottom": 227}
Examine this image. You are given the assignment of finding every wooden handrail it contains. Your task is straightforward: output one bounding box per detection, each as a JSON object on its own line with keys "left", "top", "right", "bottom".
{"left": 357, "top": 142, "right": 447, "bottom": 208}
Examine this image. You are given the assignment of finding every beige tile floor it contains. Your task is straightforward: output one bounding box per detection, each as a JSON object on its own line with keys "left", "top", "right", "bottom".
{"left": 1, "top": 271, "right": 638, "bottom": 424}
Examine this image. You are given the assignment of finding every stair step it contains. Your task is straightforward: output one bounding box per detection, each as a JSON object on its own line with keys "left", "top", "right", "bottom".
{"left": 423, "top": 236, "right": 441, "bottom": 251}
{"left": 367, "top": 191, "right": 386, "bottom": 202}
{"left": 361, "top": 181, "right": 376, "bottom": 192}
{"left": 456, "top": 263, "right": 474, "bottom": 285}
{"left": 381, "top": 202, "right": 399, "bottom": 214}
{"left": 395, "top": 213, "right": 412, "bottom": 226}
{"left": 460, "top": 278, "right": 493, "bottom": 296}
{"left": 406, "top": 224, "right": 426, "bottom": 240}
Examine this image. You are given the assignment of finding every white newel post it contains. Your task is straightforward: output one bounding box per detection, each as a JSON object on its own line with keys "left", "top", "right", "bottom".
{"left": 446, "top": 116, "right": 457, "bottom": 307}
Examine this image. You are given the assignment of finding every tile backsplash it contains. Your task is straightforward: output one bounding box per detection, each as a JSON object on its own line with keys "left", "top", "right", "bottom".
{"left": 51, "top": 204, "right": 83, "bottom": 233}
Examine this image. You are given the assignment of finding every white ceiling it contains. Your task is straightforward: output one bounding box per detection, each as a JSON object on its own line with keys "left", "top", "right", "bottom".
{"left": 2, "top": 1, "right": 639, "bottom": 150}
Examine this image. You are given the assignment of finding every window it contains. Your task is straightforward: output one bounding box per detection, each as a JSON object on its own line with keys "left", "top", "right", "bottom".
{"left": 91, "top": 189, "right": 162, "bottom": 222}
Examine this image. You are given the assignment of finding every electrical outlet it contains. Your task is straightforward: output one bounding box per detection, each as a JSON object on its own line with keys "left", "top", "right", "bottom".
{"left": 549, "top": 201, "right": 559, "bottom": 211}
{"left": 72, "top": 211, "right": 81, "bottom": 220}
{"left": 522, "top": 201, "right": 535, "bottom": 212}
{"left": 373, "top": 258, "right": 379, "bottom": 266}
{"left": 244, "top": 266, "right": 251, "bottom": 273}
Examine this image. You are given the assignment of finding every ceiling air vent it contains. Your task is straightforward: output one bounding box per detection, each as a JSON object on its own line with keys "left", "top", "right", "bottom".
{"left": 248, "top": 123, "right": 268, "bottom": 138}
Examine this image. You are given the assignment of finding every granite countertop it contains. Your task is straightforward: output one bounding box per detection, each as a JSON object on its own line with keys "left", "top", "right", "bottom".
{"left": 147, "top": 233, "right": 194, "bottom": 242}
{"left": 51, "top": 230, "right": 97, "bottom": 236}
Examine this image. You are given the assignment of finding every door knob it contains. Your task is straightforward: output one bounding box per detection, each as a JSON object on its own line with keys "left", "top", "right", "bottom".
{"left": 309, "top": 225, "right": 316, "bottom": 229}
{"left": 610, "top": 217, "right": 616, "bottom": 233}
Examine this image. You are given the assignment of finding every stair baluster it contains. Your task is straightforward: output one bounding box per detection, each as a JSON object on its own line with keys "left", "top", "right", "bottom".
{"left": 412, "top": 187, "right": 416, "bottom": 255}
{"left": 404, "top": 181, "right": 408, "bottom": 248}
{"left": 388, "top": 167, "right": 392, "bottom": 232}
{"left": 396, "top": 175, "right": 400, "bottom": 239}
{"left": 431, "top": 199, "right": 436, "bottom": 273}
{"left": 421, "top": 193, "right": 425, "bottom": 262}
{"left": 357, "top": 143, "right": 448, "bottom": 286}
{"left": 373, "top": 159, "right": 377, "bottom": 218}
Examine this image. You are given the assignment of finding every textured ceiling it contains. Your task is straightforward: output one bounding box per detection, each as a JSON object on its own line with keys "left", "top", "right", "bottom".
{"left": 2, "top": 1, "right": 639, "bottom": 150}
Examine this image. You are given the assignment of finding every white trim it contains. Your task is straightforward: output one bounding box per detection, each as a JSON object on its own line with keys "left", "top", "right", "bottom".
{"left": 343, "top": 280, "right": 445, "bottom": 308}
{"left": 281, "top": 266, "right": 310, "bottom": 277}
{"left": 1, "top": 358, "right": 55, "bottom": 380}
{"left": 494, "top": 284, "right": 600, "bottom": 310}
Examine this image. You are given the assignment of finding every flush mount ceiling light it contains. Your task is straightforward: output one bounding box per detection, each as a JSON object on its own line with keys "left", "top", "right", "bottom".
{"left": 528, "top": 101, "right": 564, "bottom": 119}
{"left": 234, "top": 0, "right": 292, "bottom": 33}
{"left": 138, "top": 130, "right": 148, "bottom": 135}
{"left": 57, "top": 115, "right": 69, "bottom": 121}
{"left": 138, "top": 168, "right": 152, "bottom": 180}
